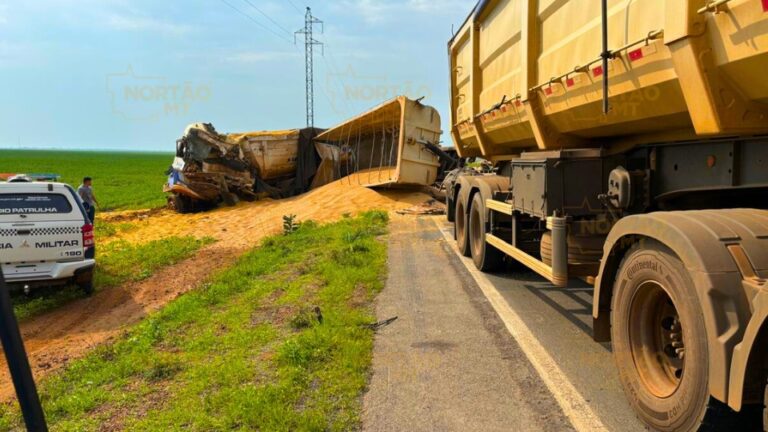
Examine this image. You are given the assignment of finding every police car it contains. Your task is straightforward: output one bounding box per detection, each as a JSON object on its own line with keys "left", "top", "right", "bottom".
{"left": 0, "top": 181, "right": 95, "bottom": 295}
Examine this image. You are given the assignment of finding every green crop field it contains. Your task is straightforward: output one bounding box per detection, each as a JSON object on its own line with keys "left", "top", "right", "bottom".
{"left": 0, "top": 150, "right": 173, "bottom": 211}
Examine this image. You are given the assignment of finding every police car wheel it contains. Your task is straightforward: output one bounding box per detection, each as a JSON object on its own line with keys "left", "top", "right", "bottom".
{"left": 79, "top": 281, "right": 94, "bottom": 296}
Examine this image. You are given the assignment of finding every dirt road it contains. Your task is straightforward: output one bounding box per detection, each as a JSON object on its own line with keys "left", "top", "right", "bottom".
{"left": 0, "top": 179, "right": 433, "bottom": 401}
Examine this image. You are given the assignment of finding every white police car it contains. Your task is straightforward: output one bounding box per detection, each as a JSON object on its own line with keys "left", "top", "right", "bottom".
{"left": 0, "top": 181, "right": 95, "bottom": 294}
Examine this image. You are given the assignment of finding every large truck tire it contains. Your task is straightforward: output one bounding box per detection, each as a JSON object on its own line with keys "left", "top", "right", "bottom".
{"left": 762, "top": 383, "right": 768, "bottom": 432}
{"left": 455, "top": 194, "right": 471, "bottom": 257}
{"left": 469, "top": 194, "right": 503, "bottom": 271}
{"left": 222, "top": 192, "right": 238, "bottom": 207}
{"left": 170, "top": 194, "right": 193, "bottom": 214}
{"left": 611, "top": 240, "right": 737, "bottom": 431}
{"left": 764, "top": 381, "right": 768, "bottom": 432}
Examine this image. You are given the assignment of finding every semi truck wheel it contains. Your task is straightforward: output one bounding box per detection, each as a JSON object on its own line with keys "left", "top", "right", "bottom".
{"left": 170, "top": 194, "right": 192, "bottom": 214}
{"left": 78, "top": 280, "right": 94, "bottom": 296}
{"left": 611, "top": 241, "right": 717, "bottom": 431}
{"left": 764, "top": 381, "right": 768, "bottom": 431}
{"left": 455, "top": 194, "right": 471, "bottom": 257}
{"left": 469, "top": 194, "right": 503, "bottom": 271}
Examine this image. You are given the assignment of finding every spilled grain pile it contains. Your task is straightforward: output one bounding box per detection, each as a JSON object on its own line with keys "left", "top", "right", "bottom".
{"left": 105, "top": 171, "right": 431, "bottom": 248}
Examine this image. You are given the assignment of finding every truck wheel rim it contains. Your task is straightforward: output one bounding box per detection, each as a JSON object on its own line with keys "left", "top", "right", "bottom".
{"left": 628, "top": 280, "right": 685, "bottom": 399}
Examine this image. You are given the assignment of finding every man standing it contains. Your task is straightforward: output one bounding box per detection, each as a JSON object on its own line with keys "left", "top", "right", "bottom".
{"left": 77, "top": 176, "right": 99, "bottom": 223}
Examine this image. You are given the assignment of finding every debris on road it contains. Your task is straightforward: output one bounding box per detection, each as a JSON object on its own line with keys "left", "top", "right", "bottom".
{"left": 396, "top": 199, "right": 445, "bottom": 216}
{"left": 362, "top": 316, "right": 398, "bottom": 332}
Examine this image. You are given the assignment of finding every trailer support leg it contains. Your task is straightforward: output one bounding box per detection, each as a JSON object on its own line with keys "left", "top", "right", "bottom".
{"left": 549, "top": 216, "right": 569, "bottom": 287}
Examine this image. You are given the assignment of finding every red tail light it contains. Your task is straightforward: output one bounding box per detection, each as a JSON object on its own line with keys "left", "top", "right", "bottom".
{"left": 763, "top": 0, "right": 768, "bottom": 12}
{"left": 82, "top": 224, "right": 95, "bottom": 248}
{"left": 628, "top": 48, "right": 644, "bottom": 62}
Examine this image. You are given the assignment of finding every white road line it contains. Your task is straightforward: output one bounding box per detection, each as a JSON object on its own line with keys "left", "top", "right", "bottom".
{"left": 438, "top": 225, "right": 608, "bottom": 432}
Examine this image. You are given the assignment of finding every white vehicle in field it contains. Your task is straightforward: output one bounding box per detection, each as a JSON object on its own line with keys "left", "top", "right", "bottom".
{"left": 0, "top": 181, "right": 95, "bottom": 295}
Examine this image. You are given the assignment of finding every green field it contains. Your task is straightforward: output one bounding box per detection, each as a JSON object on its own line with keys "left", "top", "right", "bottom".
{"left": 0, "top": 150, "right": 172, "bottom": 210}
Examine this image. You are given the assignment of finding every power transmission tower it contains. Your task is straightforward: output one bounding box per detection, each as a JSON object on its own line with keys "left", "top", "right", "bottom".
{"left": 295, "top": 7, "right": 323, "bottom": 128}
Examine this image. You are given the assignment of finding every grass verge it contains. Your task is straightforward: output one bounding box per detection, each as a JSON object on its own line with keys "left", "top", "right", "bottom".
{"left": 11, "top": 236, "right": 214, "bottom": 321}
{"left": 0, "top": 211, "right": 389, "bottom": 431}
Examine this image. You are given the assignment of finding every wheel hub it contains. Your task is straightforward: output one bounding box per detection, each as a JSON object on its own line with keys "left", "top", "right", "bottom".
{"left": 629, "top": 281, "right": 685, "bottom": 398}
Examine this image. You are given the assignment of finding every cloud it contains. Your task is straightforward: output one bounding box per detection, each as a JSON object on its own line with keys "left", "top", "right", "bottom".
{"left": 0, "top": 41, "right": 47, "bottom": 68}
{"left": 0, "top": 1, "right": 193, "bottom": 36}
{"left": 104, "top": 13, "right": 191, "bottom": 36}
{"left": 339, "top": 0, "right": 467, "bottom": 23}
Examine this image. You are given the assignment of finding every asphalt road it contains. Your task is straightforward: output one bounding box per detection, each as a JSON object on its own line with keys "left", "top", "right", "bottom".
{"left": 363, "top": 215, "right": 646, "bottom": 432}
{"left": 433, "top": 219, "right": 646, "bottom": 432}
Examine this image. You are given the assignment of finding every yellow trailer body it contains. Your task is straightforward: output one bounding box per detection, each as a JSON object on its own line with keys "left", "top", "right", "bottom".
{"left": 449, "top": 0, "right": 768, "bottom": 158}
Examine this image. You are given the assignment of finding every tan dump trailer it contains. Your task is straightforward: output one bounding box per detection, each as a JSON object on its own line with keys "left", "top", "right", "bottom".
{"left": 313, "top": 96, "right": 443, "bottom": 188}
{"left": 445, "top": 1, "right": 768, "bottom": 430}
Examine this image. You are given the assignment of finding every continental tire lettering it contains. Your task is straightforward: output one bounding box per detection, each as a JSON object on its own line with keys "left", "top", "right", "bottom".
{"left": 626, "top": 260, "right": 658, "bottom": 279}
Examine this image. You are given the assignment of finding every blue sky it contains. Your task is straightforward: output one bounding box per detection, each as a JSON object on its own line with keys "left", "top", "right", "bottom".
{"left": 0, "top": 0, "right": 471, "bottom": 151}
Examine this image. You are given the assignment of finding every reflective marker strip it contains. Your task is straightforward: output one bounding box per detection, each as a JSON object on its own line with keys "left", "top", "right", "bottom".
{"left": 628, "top": 48, "right": 644, "bottom": 61}
{"left": 592, "top": 65, "right": 603, "bottom": 77}
{"left": 545, "top": 86, "right": 553, "bottom": 95}
{"left": 566, "top": 77, "right": 575, "bottom": 87}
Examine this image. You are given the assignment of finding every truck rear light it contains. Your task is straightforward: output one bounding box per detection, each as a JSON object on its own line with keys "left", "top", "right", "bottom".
{"left": 628, "top": 48, "right": 644, "bottom": 62}
{"left": 82, "top": 224, "right": 94, "bottom": 248}
{"left": 592, "top": 65, "right": 604, "bottom": 78}
{"left": 763, "top": 0, "right": 768, "bottom": 12}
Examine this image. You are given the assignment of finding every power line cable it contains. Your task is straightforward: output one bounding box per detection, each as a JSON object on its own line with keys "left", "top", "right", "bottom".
{"left": 287, "top": 0, "right": 303, "bottom": 13}
{"left": 321, "top": 50, "right": 351, "bottom": 114}
{"left": 219, "top": 0, "right": 293, "bottom": 44}
{"left": 241, "top": 0, "right": 293, "bottom": 36}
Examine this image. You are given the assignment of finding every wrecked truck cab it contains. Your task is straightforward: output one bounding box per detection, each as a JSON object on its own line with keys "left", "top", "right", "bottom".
{"left": 164, "top": 124, "right": 322, "bottom": 213}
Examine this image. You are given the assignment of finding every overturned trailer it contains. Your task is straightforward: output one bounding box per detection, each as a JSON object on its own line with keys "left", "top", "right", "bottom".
{"left": 313, "top": 96, "right": 444, "bottom": 188}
